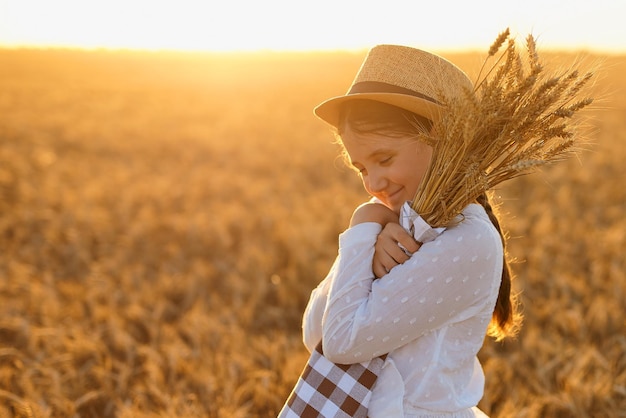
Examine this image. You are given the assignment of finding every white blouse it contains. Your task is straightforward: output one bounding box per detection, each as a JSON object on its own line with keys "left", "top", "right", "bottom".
{"left": 302, "top": 203, "right": 502, "bottom": 417}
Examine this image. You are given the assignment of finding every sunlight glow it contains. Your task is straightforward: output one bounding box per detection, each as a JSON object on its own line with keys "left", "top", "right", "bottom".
{"left": 1, "top": 0, "right": 625, "bottom": 52}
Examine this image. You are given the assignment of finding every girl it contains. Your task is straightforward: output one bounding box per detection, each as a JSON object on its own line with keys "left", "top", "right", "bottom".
{"left": 301, "top": 45, "right": 521, "bottom": 417}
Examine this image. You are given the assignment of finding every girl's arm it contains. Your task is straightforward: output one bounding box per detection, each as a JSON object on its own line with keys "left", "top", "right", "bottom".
{"left": 350, "top": 202, "right": 421, "bottom": 278}
{"left": 321, "top": 204, "right": 503, "bottom": 364}
{"left": 302, "top": 202, "right": 412, "bottom": 351}
{"left": 302, "top": 259, "right": 335, "bottom": 353}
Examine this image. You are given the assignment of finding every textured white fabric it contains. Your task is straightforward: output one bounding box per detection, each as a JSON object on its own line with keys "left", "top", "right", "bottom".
{"left": 302, "top": 203, "right": 502, "bottom": 417}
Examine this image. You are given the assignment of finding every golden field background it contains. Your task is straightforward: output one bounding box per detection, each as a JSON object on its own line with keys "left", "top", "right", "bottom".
{"left": 0, "top": 48, "right": 624, "bottom": 417}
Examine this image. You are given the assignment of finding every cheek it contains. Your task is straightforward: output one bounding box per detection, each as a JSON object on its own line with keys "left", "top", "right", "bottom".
{"left": 411, "top": 150, "right": 432, "bottom": 184}
{"left": 414, "top": 167, "right": 428, "bottom": 187}
{"left": 402, "top": 160, "right": 428, "bottom": 192}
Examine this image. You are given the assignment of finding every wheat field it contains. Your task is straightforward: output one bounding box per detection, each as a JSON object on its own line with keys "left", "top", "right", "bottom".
{"left": 0, "top": 48, "right": 624, "bottom": 418}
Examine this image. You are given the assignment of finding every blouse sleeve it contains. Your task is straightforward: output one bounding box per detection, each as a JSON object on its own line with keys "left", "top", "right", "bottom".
{"left": 302, "top": 257, "right": 337, "bottom": 353}
{"left": 321, "top": 204, "right": 503, "bottom": 364}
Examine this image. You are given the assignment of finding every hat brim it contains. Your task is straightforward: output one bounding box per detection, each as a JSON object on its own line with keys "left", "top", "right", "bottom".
{"left": 313, "top": 92, "right": 444, "bottom": 130}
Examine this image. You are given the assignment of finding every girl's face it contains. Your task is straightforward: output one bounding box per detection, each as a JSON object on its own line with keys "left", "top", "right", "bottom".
{"left": 341, "top": 125, "right": 433, "bottom": 215}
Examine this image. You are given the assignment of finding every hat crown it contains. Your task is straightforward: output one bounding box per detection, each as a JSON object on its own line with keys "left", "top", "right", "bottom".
{"left": 350, "top": 45, "right": 472, "bottom": 104}
{"left": 313, "top": 44, "right": 473, "bottom": 128}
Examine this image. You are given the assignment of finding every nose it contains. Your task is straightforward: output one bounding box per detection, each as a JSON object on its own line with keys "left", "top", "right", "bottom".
{"left": 365, "top": 169, "right": 388, "bottom": 194}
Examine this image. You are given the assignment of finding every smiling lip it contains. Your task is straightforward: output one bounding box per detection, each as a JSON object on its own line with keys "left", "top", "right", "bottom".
{"left": 385, "top": 188, "right": 404, "bottom": 205}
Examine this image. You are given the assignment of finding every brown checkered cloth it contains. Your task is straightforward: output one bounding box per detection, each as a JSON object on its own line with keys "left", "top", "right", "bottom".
{"left": 278, "top": 342, "right": 387, "bottom": 417}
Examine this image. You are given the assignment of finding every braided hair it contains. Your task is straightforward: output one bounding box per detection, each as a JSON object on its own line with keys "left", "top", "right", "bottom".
{"left": 476, "top": 192, "right": 523, "bottom": 340}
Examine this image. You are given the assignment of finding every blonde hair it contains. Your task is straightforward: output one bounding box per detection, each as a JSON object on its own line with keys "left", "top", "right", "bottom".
{"left": 337, "top": 99, "right": 432, "bottom": 138}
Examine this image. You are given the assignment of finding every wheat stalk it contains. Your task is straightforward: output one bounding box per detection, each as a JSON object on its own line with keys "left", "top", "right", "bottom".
{"left": 412, "top": 29, "right": 594, "bottom": 227}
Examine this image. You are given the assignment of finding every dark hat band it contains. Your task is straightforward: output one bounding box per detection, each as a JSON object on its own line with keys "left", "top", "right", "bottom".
{"left": 347, "top": 81, "right": 441, "bottom": 106}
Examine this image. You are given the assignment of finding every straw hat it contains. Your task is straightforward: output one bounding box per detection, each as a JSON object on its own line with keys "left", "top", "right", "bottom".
{"left": 314, "top": 44, "right": 473, "bottom": 128}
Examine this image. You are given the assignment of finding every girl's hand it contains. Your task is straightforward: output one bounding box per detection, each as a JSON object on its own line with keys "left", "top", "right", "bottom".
{"left": 372, "top": 222, "right": 421, "bottom": 278}
{"left": 349, "top": 202, "right": 421, "bottom": 278}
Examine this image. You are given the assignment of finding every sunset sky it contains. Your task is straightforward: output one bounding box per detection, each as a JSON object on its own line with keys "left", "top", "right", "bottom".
{"left": 1, "top": 0, "right": 625, "bottom": 53}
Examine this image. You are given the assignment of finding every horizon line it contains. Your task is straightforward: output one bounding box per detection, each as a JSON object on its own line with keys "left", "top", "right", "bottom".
{"left": 1, "top": 43, "right": 624, "bottom": 56}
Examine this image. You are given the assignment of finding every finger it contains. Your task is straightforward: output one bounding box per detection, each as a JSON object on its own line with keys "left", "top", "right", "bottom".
{"left": 383, "top": 224, "right": 421, "bottom": 253}
{"left": 377, "top": 233, "right": 412, "bottom": 262}
{"left": 378, "top": 249, "right": 406, "bottom": 274}
{"left": 386, "top": 244, "right": 411, "bottom": 264}
{"left": 372, "top": 260, "right": 388, "bottom": 279}
{"left": 374, "top": 238, "right": 407, "bottom": 265}
{"left": 396, "top": 234, "right": 421, "bottom": 254}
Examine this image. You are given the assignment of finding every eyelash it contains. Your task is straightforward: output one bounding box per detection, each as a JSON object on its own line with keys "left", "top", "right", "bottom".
{"left": 356, "top": 157, "right": 392, "bottom": 175}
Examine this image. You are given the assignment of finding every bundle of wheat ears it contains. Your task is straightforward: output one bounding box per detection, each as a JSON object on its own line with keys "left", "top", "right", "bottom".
{"left": 412, "top": 28, "right": 595, "bottom": 228}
